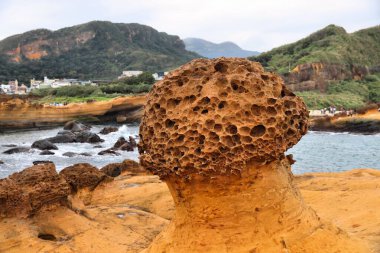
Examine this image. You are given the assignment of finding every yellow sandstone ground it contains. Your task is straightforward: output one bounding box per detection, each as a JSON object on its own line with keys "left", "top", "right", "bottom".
{"left": 0, "top": 168, "right": 379, "bottom": 253}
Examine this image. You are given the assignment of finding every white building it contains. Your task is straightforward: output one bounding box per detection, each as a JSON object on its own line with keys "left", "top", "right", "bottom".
{"left": 0, "top": 84, "right": 11, "bottom": 94}
{"left": 30, "top": 78, "right": 43, "bottom": 90}
{"left": 152, "top": 72, "right": 169, "bottom": 81}
{"left": 118, "top": 70, "right": 143, "bottom": 80}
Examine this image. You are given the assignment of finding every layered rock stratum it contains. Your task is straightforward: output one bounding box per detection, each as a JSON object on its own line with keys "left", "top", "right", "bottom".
{"left": 139, "top": 58, "right": 372, "bottom": 252}
{"left": 0, "top": 95, "right": 145, "bottom": 130}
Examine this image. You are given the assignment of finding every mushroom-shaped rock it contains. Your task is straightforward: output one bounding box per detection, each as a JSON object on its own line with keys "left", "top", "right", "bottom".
{"left": 139, "top": 58, "right": 370, "bottom": 253}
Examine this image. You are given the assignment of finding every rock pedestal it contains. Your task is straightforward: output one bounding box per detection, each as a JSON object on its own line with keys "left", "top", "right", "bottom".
{"left": 139, "top": 58, "right": 370, "bottom": 253}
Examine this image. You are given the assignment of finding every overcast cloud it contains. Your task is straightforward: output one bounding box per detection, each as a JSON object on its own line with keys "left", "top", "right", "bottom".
{"left": 0, "top": 0, "right": 379, "bottom": 51}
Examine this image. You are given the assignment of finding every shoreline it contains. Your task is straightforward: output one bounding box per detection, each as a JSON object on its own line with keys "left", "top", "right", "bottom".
{"left": 0, "top": 95, "right": 146, "bottom": 131}
{"left": 1, "top": 161, "right": 379, "bottom": 252}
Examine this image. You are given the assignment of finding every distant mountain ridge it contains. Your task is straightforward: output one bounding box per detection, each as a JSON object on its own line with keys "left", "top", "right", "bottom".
{"left": 183, "top": 38, "right": 259, "bottom": 58}
{"left": 0, "top": 21, "right": 200, "bottom": 82}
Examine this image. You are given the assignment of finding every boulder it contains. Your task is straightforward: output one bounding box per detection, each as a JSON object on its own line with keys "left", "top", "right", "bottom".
{"left": 100, "top": 159, "right": 145, "bottom": 177}
{"left": 39, "top": 150, "right": 55, "bottom": 155}
{"left": 75, "top": 131, "right": 104, "bottom": 143}
{"left": 59, "top": 163, "right": 109, "bottom": 192}
{"left": 3, "top": 147, "right": 30, "bottom": 154}
{"left": 120, "top": 142, "right": 134, "bottom": 151}
{"left": 98, "top": 148, "right": 120, "bottom": 156}
{"left": 0, "top": 160, "right": 4, "bottom": 164}
{"left": 63, "top": 152, "right": 77, "bottom": 157}
{"left": 79, "top": 152, "right": 92, "bottom": 157}
{"left": 47, "top": 131, "right": 76, "bottom": 143}
{"left": 32, "top": 139, "right": 58, "bottom": 150}
{"left": 63, "top": 121, "right": 90, "bottom": 132}
{"left": 128, "top": 136, "right": 137, "bottom": 148}
{"left": 113, "top": 137, "right": 127, "bottom": 149}
{"left": 99, "top": 126, "right": 119, "bottom": 135}
{"left": 0, "top": 163, "right": 70, "bottom": 217}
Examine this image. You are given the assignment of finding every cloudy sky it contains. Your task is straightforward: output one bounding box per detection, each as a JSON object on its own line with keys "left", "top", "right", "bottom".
{"left": 0, "top": 0, "right": 379, "bottom": 52}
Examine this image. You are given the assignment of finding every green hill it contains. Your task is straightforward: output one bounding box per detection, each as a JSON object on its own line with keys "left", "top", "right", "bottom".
{"left": 0, "top": 21, "right": 200, "bottom": 83}
{"left": 250, "top": 24, "right": 380, "bottom": 74}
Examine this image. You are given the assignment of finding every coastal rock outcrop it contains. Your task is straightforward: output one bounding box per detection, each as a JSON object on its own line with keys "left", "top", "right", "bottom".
{"left": 100, "top": 159, "right": 146, "bottom": 177}
{"left": 59, "top": 163, "right": 110, "bottom": 192}
{"left": 39, "top": 150, "right": 55, "bottom": 155}
{"left": 3, "top": 146, "right": 31, "bottom": 154}
{"left": 0, "top": 163, "right": 70, "bottom": 218}
{"left": 31, "top": 140, "right": 58, "bottom": 150}
{"left": 99, "top": 126, "right": 119, "bottom": 135}
{"left": 63, "top": 120, "right": 91, "bottom": 132}
{"left": 139, "top": 58, "right": 370, "bottom": 253}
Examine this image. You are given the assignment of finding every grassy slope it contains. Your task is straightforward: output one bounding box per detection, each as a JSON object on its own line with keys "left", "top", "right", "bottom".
{"left": 296, "top": 74, "right": 380, "bottom": 109}
{"left": 250, "top": 25, "right": 380, "bottom": 74}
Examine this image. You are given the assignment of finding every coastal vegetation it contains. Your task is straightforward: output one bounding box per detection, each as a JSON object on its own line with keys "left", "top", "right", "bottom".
{"left": 250, "top": 25, "right": 380, "bottom": 74}
{"left": 31, "top": 72, "right": 155, "bottom": 103}
{"left": 297, "top": 73, "right": 380, "bottom": 109}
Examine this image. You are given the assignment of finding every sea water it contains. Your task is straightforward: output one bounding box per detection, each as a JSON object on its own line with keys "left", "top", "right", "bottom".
{"left": 0, "top": 125, "right": 379, "bottom": 178}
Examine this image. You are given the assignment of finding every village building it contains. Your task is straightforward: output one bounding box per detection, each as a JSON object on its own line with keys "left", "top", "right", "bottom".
{"left": 118, "top": 70, "right": 143, "bottom": 79}
{"left": 152, "top": 71, "right": 168, "bottom": 81}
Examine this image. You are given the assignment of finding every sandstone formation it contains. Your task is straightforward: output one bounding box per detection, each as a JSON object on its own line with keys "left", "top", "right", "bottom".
{"left": 0, "top": 163, "right": 70, "bottom": 218}
{"left": 1, "top": 166, "right": 380, "bottom": 253}
{"left": 0, "top": 95, "right": 146, "bottom": 131}
{"left": 139, "top": 58, "right": 371, "bottom": 252}
{"left": 101, "top": 159, "right": 146, "bottom": 177}
{"left": 284, "top": 63, "right": 370, "bottom": 92}
{"left": 59, "top": 163, "right": 110, "bottom": 192}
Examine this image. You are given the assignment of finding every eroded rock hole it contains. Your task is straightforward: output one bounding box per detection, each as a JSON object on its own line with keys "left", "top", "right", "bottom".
{"left": 218, "top": 101, "right": 226, "bottom": 109}
{"left": 250, "top": 125, "right": 266, "bottom": 137}
{"left": 231, "top": 82, "right": 239, "bottom": 91}
{"left": 214, "top": 62, "right": 228, "bottom": 73}
{"left": 38, "top": 233, "right": 57, "bottom": 241}
{"left": 200, "top": 97, "right": 211, "bottom": 105}
{"left": 226, "top": 125, "right": 238, "bottom": 134}
{"left": 165, "top": 119, "right": 175, "bottom": 128}
{"left": 201, "top": 109, "right": 208, "bottom": 114}
{"left": 214, "top": 124, "right": 222, "bottom": 132}
{"left": 251, "top": 105, "right": 262, "bottom": 116}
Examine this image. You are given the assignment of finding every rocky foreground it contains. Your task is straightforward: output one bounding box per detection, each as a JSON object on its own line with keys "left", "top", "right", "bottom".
{"left": 0, "top": 162, "right": 379, "bottom": 253}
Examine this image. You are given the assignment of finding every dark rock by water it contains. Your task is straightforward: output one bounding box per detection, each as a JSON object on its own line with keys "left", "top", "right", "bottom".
{"left": 32, "top": 140, "right": 58, "bottom": 150}
{"left": 3, "top": 147, "right": 31, "bottom": 154}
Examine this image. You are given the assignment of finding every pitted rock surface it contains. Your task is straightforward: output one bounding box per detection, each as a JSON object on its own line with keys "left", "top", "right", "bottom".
{"left": 0, "top": 163, "right": 70, "bottom": 217}
{"left": 139, "top": 58, "right": 308, "bottom": 178}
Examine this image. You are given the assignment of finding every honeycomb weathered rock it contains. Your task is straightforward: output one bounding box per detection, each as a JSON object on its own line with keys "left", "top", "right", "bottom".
{"left": 139, "top": 58, "right": 308, "bottom": 178}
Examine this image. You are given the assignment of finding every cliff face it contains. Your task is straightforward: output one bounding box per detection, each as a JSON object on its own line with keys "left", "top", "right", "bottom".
{"left": 284, "top": 63, "right": 370, "bottom": 91}
{"left": 4, "top": 31, "right": 95, "bottom": 62}
{"left": 0, "top": 21, "right": 200, "bottom": 81}
{"left": 0, "top": 95, "right": 146, "bottom": 130}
